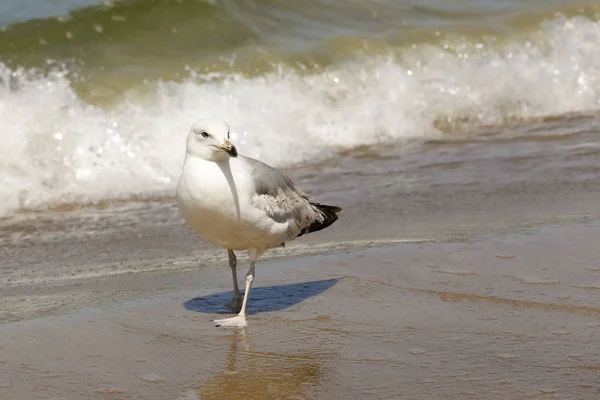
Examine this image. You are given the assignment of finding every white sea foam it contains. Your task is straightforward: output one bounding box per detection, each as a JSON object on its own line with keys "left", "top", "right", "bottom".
{"left": 1, "top": 16, "right": 599, "bottom": 215}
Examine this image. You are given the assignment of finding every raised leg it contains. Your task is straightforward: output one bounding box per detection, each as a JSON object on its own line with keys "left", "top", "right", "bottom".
{"left": 227, "top": 249, "right": 242, "bottom": 313}
{"left": 214, "top": 261, "right": 256, "bottom": 328}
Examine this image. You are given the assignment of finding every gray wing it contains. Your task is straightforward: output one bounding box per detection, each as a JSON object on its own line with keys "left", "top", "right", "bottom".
{"left": 241, "top": 155, "right": 341, "bottom": 240}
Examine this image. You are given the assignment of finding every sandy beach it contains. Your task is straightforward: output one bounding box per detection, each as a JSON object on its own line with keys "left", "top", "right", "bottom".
{"left": 2, "top": 218, "right": 600, "bottom": 399}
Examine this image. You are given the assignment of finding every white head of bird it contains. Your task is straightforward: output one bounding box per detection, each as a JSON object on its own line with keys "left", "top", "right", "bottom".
{"left": 185, "top": 118, "right": 238, "bottom": 162}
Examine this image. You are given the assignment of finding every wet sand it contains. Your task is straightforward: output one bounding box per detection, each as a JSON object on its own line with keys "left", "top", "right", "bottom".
{"left": 2, "top": 221, "right": 600, "bottom": 399}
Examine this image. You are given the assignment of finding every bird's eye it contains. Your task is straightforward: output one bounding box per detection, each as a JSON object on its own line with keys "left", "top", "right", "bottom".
{"left": 200, "top": 131, "right": 209, "bottom": 138}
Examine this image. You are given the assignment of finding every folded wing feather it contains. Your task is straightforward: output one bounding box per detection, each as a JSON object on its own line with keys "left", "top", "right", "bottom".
{"left": 242, "top": 155, "right": 341, "bottom": 240}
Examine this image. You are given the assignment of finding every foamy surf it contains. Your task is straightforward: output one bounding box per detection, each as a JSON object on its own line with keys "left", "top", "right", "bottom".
{"left": 1, "top": 16, "right": 599, "bottom": 216}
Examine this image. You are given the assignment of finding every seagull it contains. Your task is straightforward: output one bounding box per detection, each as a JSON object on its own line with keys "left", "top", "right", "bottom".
{"left": 176, "top": 118, "right": 342, "bottom": 327}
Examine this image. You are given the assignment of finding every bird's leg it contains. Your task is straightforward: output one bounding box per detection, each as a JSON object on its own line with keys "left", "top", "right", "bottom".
{"left": 238, "top": 262, "right": 255, "bottom": 318}
{"left": 226, "top": 249, "right": 242, "bottom": 313}
{"left": 214, "top": 261, "right": 256, "bottom": 328}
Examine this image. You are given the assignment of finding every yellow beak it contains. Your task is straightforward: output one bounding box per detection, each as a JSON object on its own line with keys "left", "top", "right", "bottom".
{"left": 220, "top": 139, "right": 238, "bottom": 157}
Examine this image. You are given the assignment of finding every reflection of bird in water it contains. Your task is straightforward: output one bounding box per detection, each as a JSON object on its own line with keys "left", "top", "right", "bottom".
{"left": 193, "top": 330, "right": 321, "bottom": 400}
{"left": 177, "top": 118, "right": 342, "bottom": 327}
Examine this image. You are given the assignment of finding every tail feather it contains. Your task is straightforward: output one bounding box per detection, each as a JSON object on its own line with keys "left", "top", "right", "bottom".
{"left": 298, "top": 203, "right": 342, "bottom": 237}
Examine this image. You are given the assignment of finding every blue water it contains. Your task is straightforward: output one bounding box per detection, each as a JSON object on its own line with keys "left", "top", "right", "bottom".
{"left": 0, "top": 0, "right": 106, "bottom": 26}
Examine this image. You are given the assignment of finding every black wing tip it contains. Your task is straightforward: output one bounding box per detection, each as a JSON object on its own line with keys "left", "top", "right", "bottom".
{"left": 311, "top": 202, "right": 342, "bottom": 213}
{"left": 297, "top": 202, "right": 342, "bottom": 237}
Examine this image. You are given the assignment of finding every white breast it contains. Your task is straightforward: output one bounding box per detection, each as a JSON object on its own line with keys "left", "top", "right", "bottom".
{"left": 176, "top": 156, "right": 285, "bottom": 250}
{"left": 178, "top": 158, "right": 237, "bottom": 216}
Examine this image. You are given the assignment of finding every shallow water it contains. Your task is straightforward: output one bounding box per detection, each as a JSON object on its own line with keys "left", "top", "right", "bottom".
{"left": 2, "top": 109, "right": 599, "bottom": 295}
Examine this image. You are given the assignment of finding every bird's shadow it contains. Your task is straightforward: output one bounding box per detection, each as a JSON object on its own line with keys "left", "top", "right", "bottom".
{"left": 183, "top": 278, "right": 339, "bottom": 315}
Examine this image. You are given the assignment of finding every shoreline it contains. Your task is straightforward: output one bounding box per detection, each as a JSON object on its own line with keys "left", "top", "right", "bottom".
{"left": 1, "top": 211, "right": 597, "bottom": 325}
